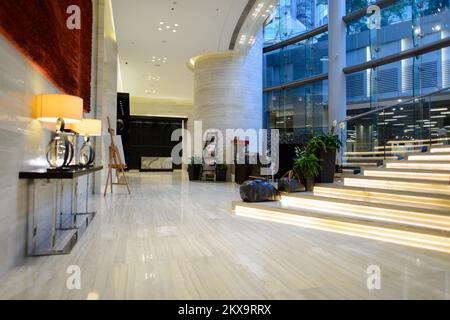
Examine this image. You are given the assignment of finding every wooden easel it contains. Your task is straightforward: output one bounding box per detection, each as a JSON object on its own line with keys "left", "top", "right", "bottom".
{"left": 104, "top": 116, "right": 131, "bottom": 196}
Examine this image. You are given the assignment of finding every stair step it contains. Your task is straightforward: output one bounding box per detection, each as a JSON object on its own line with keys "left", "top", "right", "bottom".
{"left": 431, "top": 146, "right": 450, "bottom": 154}
{"left": 233, "top": 201, "right": 450, "bottom": 254}
{"left": 280, "top": 193, "right": 450, "bottom": 233}
{"left": 408, "top": 153, "right": 450, "bottom": 161}
{"left": 386, "top": 160, "right": 450, "bottom": 171}
{"left": 344, "top": 176, "right": 450, "bottom": 196}
{"left": 375, "top": 144, "right": 443, "bottom": 151}
{"left": 387, "top": 138, "right": 450, "bottom": 145}
{"left": 342, "top": 163, "right": 378, "bottom": 168}
{"left": 345, "top": 151, "right": 411, "bottom": 156}
{"left": 314, "top": 185, "right": 450, "bottom": 210}
{"left": 363, "top": 168, "right": 450, "bottom": 182}
{"left": 344, "top": 156, "right": 399, "bottom": 161}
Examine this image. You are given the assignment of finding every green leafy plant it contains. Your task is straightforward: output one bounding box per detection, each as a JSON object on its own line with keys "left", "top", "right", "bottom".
{"left": 306, "top": 133, "right": 343, "bottom": 154}
{"left": 293, "top": 147, "right": 320, "bottom": 178}
{"left": 215, "top": 164, "right": 228, "bottom": 171}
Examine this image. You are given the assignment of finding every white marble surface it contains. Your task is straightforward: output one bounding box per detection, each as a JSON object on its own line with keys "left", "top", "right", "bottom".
{"left": 92, "top": 0, "right": 119, "bottom": 192}
{"left": 0, "top": 31, "right": 67, "bottom": 277}
{"left": 193, "top": 33, "right": 263, "bottom": 139}
{"left": 0, "top": 0, "right": 114, "bottom": 277}
{"left": 0, "top": 172, "right": 449, "bottom": 300}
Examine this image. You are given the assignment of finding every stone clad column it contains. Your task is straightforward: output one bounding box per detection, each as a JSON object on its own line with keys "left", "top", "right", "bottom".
{"left": 328, "top": 0, "right": 347, "bottom": 160}
{"left": 192, "top": 33, "right": 263, "bottom": 149}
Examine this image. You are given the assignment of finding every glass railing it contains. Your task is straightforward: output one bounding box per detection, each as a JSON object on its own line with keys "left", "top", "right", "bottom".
{"left": 340, "top": 87, "right": 450, "bottom": 166}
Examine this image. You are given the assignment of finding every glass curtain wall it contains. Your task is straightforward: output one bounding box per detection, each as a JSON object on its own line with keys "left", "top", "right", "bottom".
{"left": 347, "top": 0, "right": 449, "bottom": 67}
{"left": 264, "top": 0, "right": 329, "bottom": 46}
{"left": 264, "top": 81, "right": 329, "bottom": 144}
{"left": 264, "top": 0, "right": 449, "bottom": 152}
{"left": 345, "top": 0, "right": 450, "bottom": 155}
{"left": 264, "top": 32, "right": 328, "bottom": 87}
{"left": 263, "top": 0, "right": 329, "bottom": 145}
{"left": 346, "top": 0, "right": 449, "bottom": 111}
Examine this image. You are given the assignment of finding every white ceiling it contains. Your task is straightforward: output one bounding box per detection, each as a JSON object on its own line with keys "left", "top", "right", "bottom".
{"left": 112, "top": 0, "right": 250, "bottom": 101}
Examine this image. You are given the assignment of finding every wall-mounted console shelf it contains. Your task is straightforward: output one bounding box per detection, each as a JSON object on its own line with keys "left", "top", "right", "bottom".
{"left": 19, "top": 166, "right": 103, "bottom": 256}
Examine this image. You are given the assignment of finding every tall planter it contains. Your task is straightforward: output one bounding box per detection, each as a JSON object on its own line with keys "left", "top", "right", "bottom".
{"left": 188, "top": 165, "right": 202, "bottom": 181}
{"left": 216, "top": 167, "right": 227, "bottom": 182}
{"left": 318, "top": 149, "right": 336, "bottom": 183}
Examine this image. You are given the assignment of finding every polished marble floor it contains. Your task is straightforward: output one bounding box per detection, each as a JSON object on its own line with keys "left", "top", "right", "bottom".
{"left": 0, "top": 172, "right": 449, "bottom": 300}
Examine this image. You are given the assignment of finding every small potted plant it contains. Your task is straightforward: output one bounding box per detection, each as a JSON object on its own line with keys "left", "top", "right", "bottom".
{"left": 215, "top": 164, "right": 228, "bottom": 182}
{"left": 188, "top": 156, "right": 202, "bottom": 181}
{"left": 307, "top": 126, "right": 343, "bottom": 183}
{"left": 293, "top": 147, "right": 320, "bottom": 192}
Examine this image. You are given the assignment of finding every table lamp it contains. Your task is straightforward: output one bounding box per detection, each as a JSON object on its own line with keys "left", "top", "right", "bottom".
{"left": 33, "top": 94, "right": 83, "bottom": 169}
{"left": 71, "top": 119, "right": 102, "bottom": 167}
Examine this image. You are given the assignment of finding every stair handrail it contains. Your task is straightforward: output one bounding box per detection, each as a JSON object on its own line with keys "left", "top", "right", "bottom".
{"left": 339, "top": 86, "right": 450, "bottom": 126}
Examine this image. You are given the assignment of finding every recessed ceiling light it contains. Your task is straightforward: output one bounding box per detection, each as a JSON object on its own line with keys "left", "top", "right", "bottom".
{"left": 172, "top": 29, "right": 176, "bottom": 32}
{"left": 166, "top": 25, "right": 170, "bottom": 29}
{"left": 160, "top": 22, "right": 164, "bottom": 25}
{"left": 158, "top": 28, "right": 163, "bottom": 31}
{"left": 174, "top": 24, "right": 179, "bottom": 27}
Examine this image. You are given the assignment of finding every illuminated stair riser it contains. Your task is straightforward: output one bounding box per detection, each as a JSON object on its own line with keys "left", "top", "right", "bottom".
{"left": 280, "top": 196, "right": 450, "bottom": 232}
{"left": 314, "top": 187, "right": 450, "bottom": 210}
{"left": 386, "top": 163, "right": 450, "bottom": 171}
{"left": 409, "top": 155, "right": 450, "bottom": 161}
{"left": 234, "top": 205, "right": 450, "bottom": 254}
{"left": 344, "top": 178, "right": 450, "bottom": 196}
{"left": 431, "top": 148, "right": 450, "bottom": 154}
{"left": 363, "top": 170, "right": 450, "bottom": 182}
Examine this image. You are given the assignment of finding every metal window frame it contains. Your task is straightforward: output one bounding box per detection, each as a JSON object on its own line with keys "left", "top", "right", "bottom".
{"left": 263, "top": 73, "right": 328, "bottom": 93}
{"left": 344, "top": 37, "right": 450, "bottom": 75}
{"left": 263, "top": 25, "right": 329, "bottom": 53}
{"left": 343, "top": 0, "right": 399, "bottom": 23}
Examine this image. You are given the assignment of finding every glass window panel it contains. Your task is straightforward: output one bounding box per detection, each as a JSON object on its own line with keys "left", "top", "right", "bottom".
{"left": 346, "top": 0, "right": 377, "bottom": 15}
{"left": 264, "top": 0, "right": 329, "bottom": 46}
{"left": 346, "top": 49, "right": 447, "bottom": 115}
{"left": 263, "top": 32, "right": 328, "bottom": 88}
{"left": 264, "top": 80, "right": 329, "bottom": 144}
{"left": 264, "top": 49, "right": 282, "bottom": 88}
{"left": 346, "top": 0, "right": 450, "bottom": 67}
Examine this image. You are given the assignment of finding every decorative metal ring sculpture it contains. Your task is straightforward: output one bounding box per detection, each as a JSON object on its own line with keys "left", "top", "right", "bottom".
{"left": 45, "top": 118, "right": 74, "bottom": 169}
{"left": 79, "top": 137, "right": 95, "bottom": 167}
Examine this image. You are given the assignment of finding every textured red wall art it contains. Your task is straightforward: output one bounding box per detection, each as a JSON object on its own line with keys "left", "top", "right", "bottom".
{"left": 0, "top": 0, "right": 93, "bottom": 112}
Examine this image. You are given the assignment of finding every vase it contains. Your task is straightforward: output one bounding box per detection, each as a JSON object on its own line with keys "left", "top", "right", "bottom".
{"left": 304, "top": 175, "right": 315, "bottom": 192}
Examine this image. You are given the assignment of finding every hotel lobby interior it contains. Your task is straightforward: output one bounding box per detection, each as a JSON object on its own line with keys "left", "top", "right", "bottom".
{"left": 0, "top": 0, "right": 450, "bottom": 301}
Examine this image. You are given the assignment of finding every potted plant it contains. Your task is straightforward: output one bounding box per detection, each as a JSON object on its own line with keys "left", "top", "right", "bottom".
{"left": 307, "top": 130, "right": 343, "bottom": 183}
{"left": 188, "top": 156, "right": 202, "bottom": 181}
{"left": 215, "top": 164, "right": 228, "bottom": 182}
{"left": 293, "top": 147, "right": 320, "bottom": 192}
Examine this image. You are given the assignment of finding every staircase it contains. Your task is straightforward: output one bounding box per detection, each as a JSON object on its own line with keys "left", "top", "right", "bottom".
{"left": 233, "top": 146, "right": 450, "bottom": 254}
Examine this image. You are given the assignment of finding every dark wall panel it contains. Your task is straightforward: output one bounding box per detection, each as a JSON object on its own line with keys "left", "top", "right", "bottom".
{"left": 127, "top": 116, "right": 184, "bottom": 170}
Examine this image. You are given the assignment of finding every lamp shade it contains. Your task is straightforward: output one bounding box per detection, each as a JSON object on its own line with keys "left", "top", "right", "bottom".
{"left": 33, "top": 94, "right": 83, "bottom": 124}
{"left": 71, "top": 119, "right": 102, "bottom": 136}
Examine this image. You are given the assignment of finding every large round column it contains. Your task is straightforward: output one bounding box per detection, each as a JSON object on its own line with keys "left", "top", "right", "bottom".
{"left": 192, "top": 34, "right": 263, "bottom": 136}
